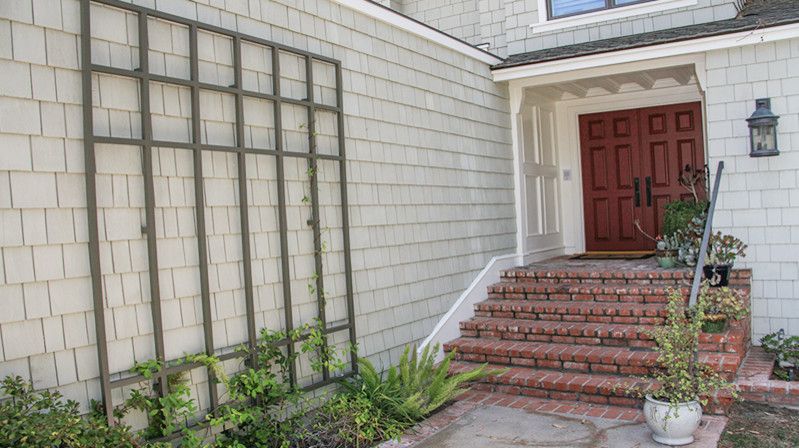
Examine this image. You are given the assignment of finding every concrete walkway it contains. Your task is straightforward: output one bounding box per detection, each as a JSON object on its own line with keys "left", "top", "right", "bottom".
{"left": 380, "top": 392, "right": 727, "bottom": 448}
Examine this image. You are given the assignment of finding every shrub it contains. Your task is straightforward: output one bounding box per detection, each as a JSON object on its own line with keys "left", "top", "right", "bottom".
{"left": 663, "top": 200, "right": 708, "bottom": 237}
{"left": 698, "top": 282, "right": 748, "bottom": 322}
{"left": 0, "top": 376, "right": 138, "bottom": 448}
{"left": 342, "top": 344, "right": 501, "bottom": 424}
{"left": 630, "top": 290, "right": 735, "bottom": 408}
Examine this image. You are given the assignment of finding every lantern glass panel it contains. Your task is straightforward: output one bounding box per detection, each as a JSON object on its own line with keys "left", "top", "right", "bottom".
{"left": 752, "top": 124, "right": 776, "bottom": 152}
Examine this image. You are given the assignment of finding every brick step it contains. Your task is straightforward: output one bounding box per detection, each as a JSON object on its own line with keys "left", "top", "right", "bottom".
{"left": 474, "top": 299, "right": 667, "bottom": 325}
{"left": 444, "top": 338, "right": 741, "bottom": 378}
{"left": 500, "top": 264, "right": 751, "bottom": 287}
{"left": 487, "top": 282, "right": 684, "bottom": 303}
{"left": 459, "top": 317, "right": 745, "bottom": 353}
{"left": 451, "top": 361, "right": 733, "bottom": 413}
{"left": 450, "top": 360, "right": 649, "bottom": 407}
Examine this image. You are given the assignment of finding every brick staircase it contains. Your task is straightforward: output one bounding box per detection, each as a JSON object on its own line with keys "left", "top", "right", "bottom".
{"left": 445, "top": 258, "right": 751, "bottom": 413}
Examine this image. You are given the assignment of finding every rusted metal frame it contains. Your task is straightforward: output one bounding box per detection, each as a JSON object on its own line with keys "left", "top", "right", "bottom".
{"left": 93, "top": 0, "right": 339, "bottom": 65}
{"left": 272, "top": 48, "right": 298, "bottom": 387}
{"left": 85, "top": 0, "right": 353, "bottom": 415}
{"left": 233, "top": 35, "right": 259, "bottom": 367}
{"left": 305, "top": 55, "right": 330, "bottom": 381}
{"left": 109, "top": 322, "right": 353, "bottom": 389}
{"left": 80, "top": 0, "right": 114, "bottom": 424}
{"left": 189, "top": 23, "right": 219, "bottom": 410}
{"left": 90, "top": 63, "right": 341, "bottom": 114}
{"left": 689, "top": 160, "right": 725, "bottom": 307}
{"left": 335, "top": 62, "right": 358, "bottom": 373}
{"left": 93, "top": 135, "right": 343, "bottom": 161}
{"left": 136, "top": 9, "right": 170, "bottom": 399}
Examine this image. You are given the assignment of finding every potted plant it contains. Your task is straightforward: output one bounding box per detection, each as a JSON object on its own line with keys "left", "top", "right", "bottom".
{"left": 629, "top": 290, "right": 736, "bottom": 445}
{"left": 634, "top": 221, "right": 680, "bottom": 269}
{"left": 704, "top": 232, "right": 747, "bottom": 287}
{"left": 655, "top": 234, "right": 680, "bottom": 269}
{"left": 698, "top": 283, "right": 747, "bottom": 333}
{"left": 760, "top": 329, "right": 799, "bottom": 381}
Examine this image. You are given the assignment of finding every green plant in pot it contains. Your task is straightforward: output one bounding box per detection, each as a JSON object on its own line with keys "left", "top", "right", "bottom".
{"left": 704, "top": 232, "right": 746, "bottom": 287}
{"left": 628, "top": 290, "right": 736, "bottom": 446}
{"left": 761, "top": 329, "right": 799, "bottom": 381}
{"left": 698, "top": 282, "right": 747, "bottom": 333}
{"left": 634, "top": 221, "right": 679, "bottom": 269}
{"left": 655, "top": 234, "right": 681, "bottom": 269}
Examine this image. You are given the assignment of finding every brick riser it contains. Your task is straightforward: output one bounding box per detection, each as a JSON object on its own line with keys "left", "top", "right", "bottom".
{"left": 446, "top": 263, "right": 752, "bottom": 415}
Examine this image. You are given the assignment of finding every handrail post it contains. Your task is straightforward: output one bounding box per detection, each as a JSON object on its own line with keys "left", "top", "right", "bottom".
{"left": 689, "top": 161, "right": 724, "bottom": 307}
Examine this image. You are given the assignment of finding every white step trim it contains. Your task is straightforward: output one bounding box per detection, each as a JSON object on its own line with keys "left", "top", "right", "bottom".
{"left": 419, "top": 248, "right": 565, "bottom": 362}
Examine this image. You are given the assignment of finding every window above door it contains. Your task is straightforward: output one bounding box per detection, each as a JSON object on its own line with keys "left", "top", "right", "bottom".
{"left": 531, "top": 0, "right": 697, "bottom": 34}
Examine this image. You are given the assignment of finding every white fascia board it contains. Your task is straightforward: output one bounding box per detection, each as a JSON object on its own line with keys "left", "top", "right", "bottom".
{"left": 493, "top": 22, "right": 799, "bottom": 82}
{"left": 331, "top": 0, "right": 503, "bottom": 65}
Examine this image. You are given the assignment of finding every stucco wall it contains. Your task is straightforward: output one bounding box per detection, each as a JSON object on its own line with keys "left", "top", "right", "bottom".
{"left": 704, "top": 37, "right": 799, "bottom": 342}
{"left": 0, "top": 0, "right": 514, "bottom": 412}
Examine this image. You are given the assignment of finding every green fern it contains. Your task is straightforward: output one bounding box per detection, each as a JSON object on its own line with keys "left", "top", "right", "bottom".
{"left": 345, "top": 344, "right": 503, "bottom": 424}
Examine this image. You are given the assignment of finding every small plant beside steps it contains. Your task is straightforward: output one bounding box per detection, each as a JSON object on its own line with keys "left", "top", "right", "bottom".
{"left": 625, "top": 289, "right": 737, "bottom": 446}
{"left": 761, "top": 329, "right": 799, "bottom": 381}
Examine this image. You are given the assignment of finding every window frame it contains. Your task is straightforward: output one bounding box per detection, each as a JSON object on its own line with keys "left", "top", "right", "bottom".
{"left": 547, "top": 0, "right": 655, "bottom": 20}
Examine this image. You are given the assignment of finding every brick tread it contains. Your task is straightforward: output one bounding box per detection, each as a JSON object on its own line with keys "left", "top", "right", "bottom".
{"left": 474, "top": 299, "right": 667, "bottom": 324}
{"left": 486, "top": 281, "right": 688, "bottom": 303}
{"left": 450, "top": 360, "right": 650, "bottom": 406}
{"left": 461, "top": 316, "right": 653, "bottom": 342}
{"left": 444, "top": 337, "right": 741, "bottom": 374}
{"left": 460, "top": 316, "right": 743, "bottom": 352}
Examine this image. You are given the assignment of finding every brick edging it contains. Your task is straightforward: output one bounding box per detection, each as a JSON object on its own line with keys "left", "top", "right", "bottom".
{"left": 735, "top": 346, "right": 799, "bottom": 406}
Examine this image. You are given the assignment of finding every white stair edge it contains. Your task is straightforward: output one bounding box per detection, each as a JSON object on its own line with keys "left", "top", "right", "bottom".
{"left": 420, "top": 248, "right": 564, "bottom": 362}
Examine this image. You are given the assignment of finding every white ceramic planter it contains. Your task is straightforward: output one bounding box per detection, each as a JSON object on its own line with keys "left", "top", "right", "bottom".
{"left": 643, "top": 395, "right": 702, "bottom": 446}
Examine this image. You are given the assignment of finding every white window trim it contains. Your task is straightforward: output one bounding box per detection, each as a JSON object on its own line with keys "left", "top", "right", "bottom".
{"left": 531, "top": 0, "right": 697, "bottom": 34}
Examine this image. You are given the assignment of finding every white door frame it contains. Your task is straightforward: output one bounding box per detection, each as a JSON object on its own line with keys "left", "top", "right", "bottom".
{"left": 557, "top": 85, "right": 705, "bottom": 253}
{"left": 508, "top": 55, "right": 709, "bottom": 257}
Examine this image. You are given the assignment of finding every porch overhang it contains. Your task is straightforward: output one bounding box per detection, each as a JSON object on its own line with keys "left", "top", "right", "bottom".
{"left": 493, "top": 21, "right": 799, "bottom": 84}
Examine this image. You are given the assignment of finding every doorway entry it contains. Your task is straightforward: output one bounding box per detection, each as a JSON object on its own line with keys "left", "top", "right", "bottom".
{"left": 579, "top": 102, "right": 705, "bottom": 252}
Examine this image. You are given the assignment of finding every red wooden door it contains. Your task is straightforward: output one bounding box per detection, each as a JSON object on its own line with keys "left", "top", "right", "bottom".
{"left": 579, "top": 102, "right": 705, "bottom": 252}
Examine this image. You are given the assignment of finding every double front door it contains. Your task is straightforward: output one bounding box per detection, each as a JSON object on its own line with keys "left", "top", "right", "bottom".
{"left": 579, "top": 102, "right": 705, "bottom": 252}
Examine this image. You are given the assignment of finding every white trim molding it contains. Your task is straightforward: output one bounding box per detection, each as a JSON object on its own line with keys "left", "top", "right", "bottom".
{"left": 331, "top": 0, "right": 503, "bottom": 65}
{"left": 495, "top": 22, "right": 799, "bottom": 82}
{"left": 418, "top": 248, "right": 563, "bottom": 362}
{"left": 532, "top": 0, "right": 697, "bottom": 34}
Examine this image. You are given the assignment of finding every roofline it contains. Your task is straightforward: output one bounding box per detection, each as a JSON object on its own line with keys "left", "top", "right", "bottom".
{"left": 331, "top": 0, "right": 503, "bottom": 65}
{"left": 493, "top": 21, "right": 799, "bottom": 82}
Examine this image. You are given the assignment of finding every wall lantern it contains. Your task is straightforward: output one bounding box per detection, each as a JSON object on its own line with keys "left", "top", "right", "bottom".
{"left": 746, "top": 98, "right": 780, "bottom": 157}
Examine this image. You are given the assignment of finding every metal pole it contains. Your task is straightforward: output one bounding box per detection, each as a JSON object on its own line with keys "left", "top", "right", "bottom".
{"left": 233, "top": 36, "right": 259, "bottom": 366}
{"left": 137, "top": 10, "right": 169, "bottom": 397}
{"left": 189, "top": 23, "right": 219, "bottom": 410}
{"left": 305, "top": 55, "right": 329, "bottom": 381}
{"left": 689, "top": 160, "right": 725, "bottom": 307}
{"left": 80, "top": 0, "right": 114, "bottom": 424}
{"left": 273, "top": 49, "right": 298, "bottom": 386}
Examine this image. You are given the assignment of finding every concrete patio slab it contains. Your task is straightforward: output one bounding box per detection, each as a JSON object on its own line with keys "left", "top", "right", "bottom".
{"left": 411, "top": 405, "right": 725, "bottom": 447}
{"left": 380, "top": 392, "right": 728, "bottom": 448}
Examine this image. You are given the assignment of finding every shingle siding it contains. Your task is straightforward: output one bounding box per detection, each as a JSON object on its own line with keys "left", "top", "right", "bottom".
{"left": 0, "top": 0, "right": 514, "bottom": 412}
{"left": 705, "top": 37, "right": 799, "bottom": 341}
{"left": 391, "top": 0, "right": 740, "bottom": 57}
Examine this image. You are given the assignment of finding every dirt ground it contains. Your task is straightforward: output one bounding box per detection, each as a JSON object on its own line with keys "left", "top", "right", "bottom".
{"left": 718, "top": 401, "right": 799, "bottom": 448}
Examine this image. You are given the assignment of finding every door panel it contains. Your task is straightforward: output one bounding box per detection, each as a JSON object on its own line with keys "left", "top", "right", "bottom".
{"left": 579, "top": 102, "right": 705, "bottom": 252}
{"left": 580, "top": 109, "right": 644, "bottom": 251}
{"left": 638, "top": 102, "right": 705, "bottom": 238}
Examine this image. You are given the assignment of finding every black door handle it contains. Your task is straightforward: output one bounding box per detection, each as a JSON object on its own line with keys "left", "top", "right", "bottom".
{"left": 634, "top": 178, "right": 641, "bottom": 207}
{"left": 645, "top": 176, "right": 652, "bottom": 207}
